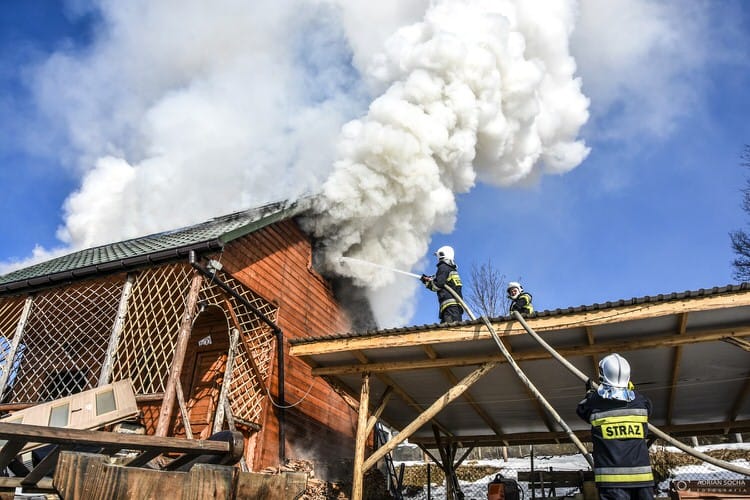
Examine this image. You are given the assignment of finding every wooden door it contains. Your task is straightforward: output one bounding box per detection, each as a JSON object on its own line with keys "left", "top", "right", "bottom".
{"left": 185, "top": 350, "right": 227, "bottom": 440}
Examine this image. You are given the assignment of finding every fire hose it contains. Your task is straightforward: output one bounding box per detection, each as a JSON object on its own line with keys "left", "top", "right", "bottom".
{"left": 338, "top": 258, "right": 594, "bottom": 468}
{"left": 511, "top": 310, "right": 750, "bottom": 476}
{"left": 441, "top": 285, "right": 595, "bottom": 469}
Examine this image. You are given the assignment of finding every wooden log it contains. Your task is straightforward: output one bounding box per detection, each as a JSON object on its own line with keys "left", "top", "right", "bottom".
{"left": 182, "top": 463, "right": 237, "bottom": 500}
{"left": 156, "top": 271, "right": 204, "bottom": 437}
{"left": 351, "top": 372, "right": 370, "bottom": 500}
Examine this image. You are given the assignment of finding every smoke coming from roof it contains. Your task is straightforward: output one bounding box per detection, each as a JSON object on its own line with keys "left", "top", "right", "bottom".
{"left": 303, "top": 0, "right": 589, "bottom": 325}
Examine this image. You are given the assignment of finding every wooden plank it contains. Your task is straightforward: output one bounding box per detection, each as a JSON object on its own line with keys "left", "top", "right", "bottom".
{"left": 90, "top": 462, "right": 185, "bottom": 499}
{"left": 311, "top": 324, "right": 750, "bottom": 375}
{"left": 233, "top": 471, "right": 307, "bottom": 499}
{"left": 213, "top": 328, "right": 240, "bottom": 434}
{"left": 291, "top": 291, "right": 750, "bottom": 356}
{"left": 362, "top": 362, "right": 497, "bottom": 472}
{"left": 0, "top": 422, "right": 239, "bottom": 457}
{"left": 156, "top": 270, "right": 204, "bottom": 437}
{"left": 53, "top": 451, "right": 109, "bottom": 500}
{"left": 182, "top": 463, "right": 237, "bottom": 500}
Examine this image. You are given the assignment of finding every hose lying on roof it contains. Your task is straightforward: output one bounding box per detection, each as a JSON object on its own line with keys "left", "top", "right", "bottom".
{"left": 511, "top": 310, "right": 750, "bottom": 477}
{"left": 443, "top": 285, "right": 594, "bottom": 469}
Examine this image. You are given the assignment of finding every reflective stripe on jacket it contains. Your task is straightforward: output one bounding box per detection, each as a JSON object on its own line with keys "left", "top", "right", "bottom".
{"left": 576, "top": 392, "right": 654, "bottom": 488}
{"left": 427, "top": 262, "right": 463, "bottom": 313}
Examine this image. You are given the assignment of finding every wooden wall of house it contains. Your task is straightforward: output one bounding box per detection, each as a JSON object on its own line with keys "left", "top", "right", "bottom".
{"left": 222, "top": 218, "right": 359, "bottom": 474}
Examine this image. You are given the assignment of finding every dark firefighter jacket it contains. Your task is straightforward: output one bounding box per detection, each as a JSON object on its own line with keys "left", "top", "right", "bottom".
{"left": 509, "top": 292, "right": 533, "bottom": 315}
{"left": 576, "top": 390, "right": 654, "bottom": 489}
{"left": 426, "top": 261, "right": 463, "bottom": 314}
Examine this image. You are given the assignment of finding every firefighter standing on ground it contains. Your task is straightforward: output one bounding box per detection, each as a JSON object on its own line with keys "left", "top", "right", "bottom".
{"left": 507, "top": 281, "right": 533, "bottom": 316}
{"left": 576, "top": 353, "right": 655, "bottom": 500}
{"left": 421, "top": 246, "right": 464, "bottom": 323}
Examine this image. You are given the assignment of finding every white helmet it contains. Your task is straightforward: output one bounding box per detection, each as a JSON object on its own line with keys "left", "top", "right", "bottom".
{"left": 599, "top": 353, "right": 631, "bottom": 388}
{"left": 435, "top": 246, "right": 455, "bottom": 263}
{"left": 507, "top": 281, "right": 522, "bottom": 299}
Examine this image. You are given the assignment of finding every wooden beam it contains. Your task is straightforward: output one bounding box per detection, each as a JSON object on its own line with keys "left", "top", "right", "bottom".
{"left": 311, "top": 324, "right": 750, "bottom": 375}
{"left": 0, "top": 296, "right": 32, "bottom": 395}
{"left": 728, "top": 374, "right": 750, "bottom": 423}
{"left": 585, "top": 326, "right": 598, "bottom": 377}
{"left": 353, "top": 351, "right": 453, "bottom": 436}
{"left": 155, "top": 270, "right": 204, "bottom": 437}
{"left": 422, "top": 345, "right": 505, "bottom": 437}
{"left": 666, "top": 312, "right": 689, "bottom": 425}
{"left": 291, "top": 290, "right": 750, "bottom": 356}
{"left": 362, "top": 362, "right": 498, "bottom": 472}
{"left": 213, "top": 328, "right": 240, "bottom": 434}
{"left": 366, "top": 386, "right": 393, "bottom": 435}
{"left": 351, "top": 372, "right": 370, "bottom": 500}
{"left": 407, "top": 419, "right": 750, "bottom": 447}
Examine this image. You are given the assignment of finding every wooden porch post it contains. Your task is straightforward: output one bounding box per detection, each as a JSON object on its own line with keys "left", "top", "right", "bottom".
{"left": 155, "top": 270, "right": 204, "bottom": 437}
{"left": 351, "top": 371, "right": 370, "bottom": 500}
{"left": 99, "top": 274, "right": 135, "bottom": 387}
{"left": 0, "top": 296, "right": 33, "bottom": 396}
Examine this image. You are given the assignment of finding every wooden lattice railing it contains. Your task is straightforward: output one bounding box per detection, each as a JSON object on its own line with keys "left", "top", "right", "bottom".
{"left": 0, "top": 262, "right": 276, "bottom": 428}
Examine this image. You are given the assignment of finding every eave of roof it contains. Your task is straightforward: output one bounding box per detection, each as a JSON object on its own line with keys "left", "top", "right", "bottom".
{"left": 0, "top": 199, "right": 305, "bottom": 295}
{"left": 289, "top": 282, "right": 750, "bottom": 344}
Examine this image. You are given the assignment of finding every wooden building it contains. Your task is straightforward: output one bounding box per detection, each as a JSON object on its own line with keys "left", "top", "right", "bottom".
{"left": 0, "top": 200, "right": 366, "bottom": 477}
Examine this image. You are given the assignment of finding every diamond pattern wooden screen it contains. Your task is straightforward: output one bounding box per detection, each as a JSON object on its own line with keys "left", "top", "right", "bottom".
{"left": 111, "top": 264, "right": 192, "bottom": 395}
{"left": 8, "top": 278, "right": 123, "bottom": 403}
{"left": 200, "top": 273, "right": 278, "bottom": 425}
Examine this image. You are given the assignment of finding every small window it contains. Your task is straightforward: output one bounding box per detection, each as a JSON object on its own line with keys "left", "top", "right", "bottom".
{"left": 95, "top": 389, "right": 116, "bottom": 416}
{"left": 49, "top": 403, "right": 69, "bottom": 427}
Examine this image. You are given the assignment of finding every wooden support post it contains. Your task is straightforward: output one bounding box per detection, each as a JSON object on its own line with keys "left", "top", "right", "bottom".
{"left": 351, "top": 371, "right": 370, "bottom": 500}
{"left": 213, "top": 328, "right": 240, "bottom": 434}
{"left": 175, "top": 381, "right": 193, "bottom": 440}
{"left": 155, "top": 271, "right": 204, "bottom": 437}
{"left": 223, "top": 298, "right": 268, "bottom": 395}
{"left": 0, "top": 296, "right": 33, "bottom": 396}
{"left": 362, "top": 361, "right": 497, "bottom": 472}
{"left": 99, "top": 274, "right": 135, "bottom": 386}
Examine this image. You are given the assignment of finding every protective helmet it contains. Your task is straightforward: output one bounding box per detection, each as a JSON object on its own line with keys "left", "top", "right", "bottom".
{"left": 598, "top": 353, "right": 631, "bottom": 388}
{"left": 435, "top": 246, "right": 455, "bottom": 263}
{"left": 507, "top": 281, "right": 522, "bottom": 299}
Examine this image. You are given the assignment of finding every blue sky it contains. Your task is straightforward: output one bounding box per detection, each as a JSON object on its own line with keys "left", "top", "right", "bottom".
{"left": 1, "top": 1, "right": 750, "bottom": 328}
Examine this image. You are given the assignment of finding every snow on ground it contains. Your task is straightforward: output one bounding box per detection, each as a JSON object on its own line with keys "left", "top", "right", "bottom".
{"left": 393, "top": 443, "right": 750, "bottom": 499}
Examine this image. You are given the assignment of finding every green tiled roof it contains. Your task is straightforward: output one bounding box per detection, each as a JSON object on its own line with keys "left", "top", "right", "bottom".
{"left": 0, "top": 199, "right": 303, "bottom": 294}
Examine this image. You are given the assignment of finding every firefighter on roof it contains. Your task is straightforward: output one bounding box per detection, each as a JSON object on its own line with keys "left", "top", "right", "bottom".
{"left": 507, "top": 281, "right": 533, "bottom": 316}
{"left": 420, "top": 245, "right": 464, "bottom": 324}
{"left": 576, "top": 353, "right": 655, "bottom": 500}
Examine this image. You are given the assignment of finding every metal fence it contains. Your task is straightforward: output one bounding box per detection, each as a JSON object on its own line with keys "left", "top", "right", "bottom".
{"left": 387, "top": 438, "right": 750, "bottom": 500}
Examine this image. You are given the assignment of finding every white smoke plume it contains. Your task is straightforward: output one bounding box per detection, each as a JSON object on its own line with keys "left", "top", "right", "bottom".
{"left": 304, "top": 0, "right": 589, "bottom": 325}
{"left": 29, "top": 0, "right": 365, "bottom": 250}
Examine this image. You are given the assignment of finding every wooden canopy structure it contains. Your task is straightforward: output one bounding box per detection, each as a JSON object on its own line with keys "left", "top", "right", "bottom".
{"left": 290, "top": 284, "right": 750, "bottom": 497}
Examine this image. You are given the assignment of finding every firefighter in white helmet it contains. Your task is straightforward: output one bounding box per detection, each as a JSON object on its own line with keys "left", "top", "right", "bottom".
{"left": 576, "top": 353, "right": 655, "bottom": 499}
{"left": 420, "top": 245, "right": 464, "bottom": 323}
{"left": 507, "top": 281, "right": 533, "bottom": 316}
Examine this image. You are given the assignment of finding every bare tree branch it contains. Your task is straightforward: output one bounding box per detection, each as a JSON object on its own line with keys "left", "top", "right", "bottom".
{"left": 465, "top": 259, "right": 507, "bottom": 317}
